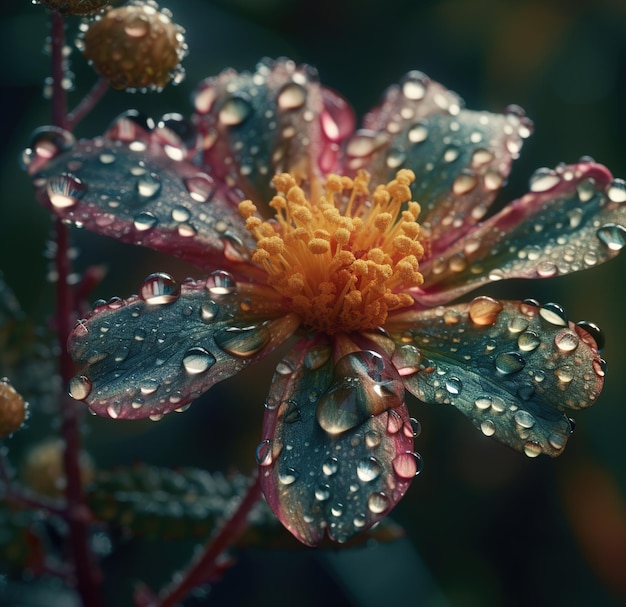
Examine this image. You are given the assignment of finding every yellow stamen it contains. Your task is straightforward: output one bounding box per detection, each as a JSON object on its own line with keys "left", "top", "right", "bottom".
{"left": 238, "top": 169, "right": 425, "bottom": 334}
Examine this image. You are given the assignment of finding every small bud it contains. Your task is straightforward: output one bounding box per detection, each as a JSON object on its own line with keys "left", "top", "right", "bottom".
{"left": 0, "top": 379, "right": 27, "bottom": 438}
{"left": 36, "top": 0, "right": 111, "bottom": 16}
{"left": 80, "top": 0, "right": 187, "bottom": 91}
{"left": 21, "top": 439, "right": 95, "bottom": 497}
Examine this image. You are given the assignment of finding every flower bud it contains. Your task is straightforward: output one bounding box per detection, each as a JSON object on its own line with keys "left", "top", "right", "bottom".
{"left": 0, "top": 379, "right": 26, "bottom": 438}
{"left": 80, "top": 0, "right": 187, "bottom": 91}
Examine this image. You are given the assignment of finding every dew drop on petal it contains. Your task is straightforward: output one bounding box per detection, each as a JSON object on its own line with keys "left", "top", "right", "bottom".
{"left": 182, "top": 347, "right": 216, "bottom": 374}
{"left": 554, "top": 330, "right": 579, "bottom": 353}
{"left": 136, "top": 172, "right": 161, "bottom": 199}
{"left": 367, "top": 492, "right": 389, "bottom": 514}
{"left": 364, "top": 430, "right": 381, "bottom": 448}
{"left": 219, "top": 95, "right": 252, "bottom": 126}
{"left": 184, "top": 173, "right": 214, "bottom": 202}
{"left": 206, "top": 270, "right": 236, "bottom": 296}
{"left": 322, "top": 457, "right": 339, "bottom": 476}
{"left": 255, "top": 439, "right": 273, "bottom": 466}
{"left": 304, "top": 345, "right": 332, "bottom": 370}
{"left": 495, "top": 352, "right": 526, "bottom": 374}
{"left": 596, "top": 223, "right": 626, "bottom": 251}
{"left": 529, "top": 168, "right": 560, "bottom": 192}
{"left": 47, "top": 173, "right": 87, "bottom": 209}
{"left": 356, "top": 456, "right": 382, "bottom": 482}
{"left": 278, "top": 467, "right": 299, "bottom": 485}
{"left": 315, "top": 484, "right": 331, "bottom": 501}
{"left": 391, "top": 344, "right": 421, "bottom": 376}
{"left": 517, "top": 330, "right": 541, "bottom": 352}
{"left": 171, "top": 205, "right": 191, "bottom": 222}
{"left": 402, "top": 71, "right": 428, "bottom": 100}
{"left": 133, "top": 211, "right": 158, "bottom": 231}
{"left": 469, "top": 296, "right": 503, "bottom": 326}
{"left": 576, "top": 321, "right": 605, "bottom": 352}
{"left": 471, "top": 148, "right": 494, "bottom": 167}
{"left": 140, "top": 272, "right": 180, "bottom": 305}
{"left": 200, "top": 300, "right": 219, "bottom": 323}
{"left": 539, "top": 302, "right": 568, "bottom": 326}
{"left": 484, "top": 170, "right": 504, "bottom": 191}
{"left": 106, "top": 402, "right": 122, "bottom": 419}
{"left": 68, "top": 375, "right": 92, "bottom": 401}
{"left": 474, "top": 396, "right": 492, "bottom": 410}
{"left": 277, "top": 82, "right": 307, "bottom": 110}
{"left": 408, "top": 122, "right": 429, "bottom": 143}
{"left": 607, "top": 179, "right": 626, "bottom": 203}
{"left": 514, "top": 410, "right": 535, "bottom": 429}
{"left": 481, "top": 419, "right": 496, "bottom": 436}
{"left": 214, "top": 324, "right": 271, "bottom": 358}
{"left": 445, "top": 377, "right": 462, "bottom": 395}
{"left": 452, "top": 171, "right": 478, "bottom": 195}
{"left": 392, "top": 452, "right": 423, "bottom": 478}
{"left": 523, "top": 441, "right": 542, "bottom": 458}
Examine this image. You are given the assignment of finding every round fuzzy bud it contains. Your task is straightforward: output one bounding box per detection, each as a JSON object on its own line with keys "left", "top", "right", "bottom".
{"left": 0, "top": 379, "right": 27, "bottom": 438}
{"left": 21, "top": 439, "right": 95, "bottom": 497}
{"left": 37, "top": 0, "right": 111, "bottom": 15}
{"left": 80, "top": 0, "right": 187, "bottom": 91}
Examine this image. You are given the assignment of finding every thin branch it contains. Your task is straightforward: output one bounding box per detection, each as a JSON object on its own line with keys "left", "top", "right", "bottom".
{"left": 67, "top": 77, "right": 110, "bottom": 131}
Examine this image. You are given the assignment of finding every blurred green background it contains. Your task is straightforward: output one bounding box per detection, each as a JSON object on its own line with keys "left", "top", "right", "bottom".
{"left": 1, "top": 0, "right": 626, "bottom": 605}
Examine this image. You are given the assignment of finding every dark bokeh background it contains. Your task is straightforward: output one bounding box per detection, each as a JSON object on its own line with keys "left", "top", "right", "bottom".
{"left": 1, "top": 1, "right": 626, "bottom": 606}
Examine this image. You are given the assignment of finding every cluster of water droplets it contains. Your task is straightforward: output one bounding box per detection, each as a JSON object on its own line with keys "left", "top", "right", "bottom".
{"left": 397, "top": 296, "right": 605, "bottom": 457}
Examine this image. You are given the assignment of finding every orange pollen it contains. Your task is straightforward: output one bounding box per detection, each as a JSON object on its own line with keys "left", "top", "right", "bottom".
{"left": 238, "top": 169, "right": 425, "bottom": 334}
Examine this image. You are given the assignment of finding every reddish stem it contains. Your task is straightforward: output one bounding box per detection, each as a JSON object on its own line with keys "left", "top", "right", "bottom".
{"left": 67, "top": 77, "right": 110, "bottom": 131}
{"left": 151, "top": 475, "right": 262, "bottom": 607}
{"left": 50, "top": 12, "right": 103, "bottom": 607}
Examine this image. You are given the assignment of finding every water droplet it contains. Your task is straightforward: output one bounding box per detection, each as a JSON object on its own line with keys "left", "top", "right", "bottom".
{"left": 517, "top": 331, "right": 541, "bottom": 352}
{"left": 106, "top": 402, "right": 122, "bottom": 419}
{"left": 548, "top": 433, "right": 565, "bottom": 450}
{"left": 367, "top": 492, "right": 389, "bottom": 514}
{"left": 315, "top": 484, "right": 331, "bottom": 501}
{"left": 346, "top": 130, "right": 386, "bottom": 157}
{"left": 507, "top": 316, "right": 529, "bottom": 333}
{"left": 182, "top": 347, "right": 216, "bottom": 374}
{"left": 536, "top": 260, "right": 558, "bottom": 278}
{"left": 402, "top": 71, "right": 428, "bottom": 100}
{"left": 495, "top": 352, "right": 526, "bottom": 374}
{"left": 484, "top": 170, "right": 504, "bottom": 191}
{"left": 304, "top": 345, "right": 332, "bottom": 370}
{"left": 255, "top": 439, "right": 273, "bottom": 466}
{"left": 356, "top": 457, "right": 382, "bottom": 482}
{"left": 408, "top": 122, "right": 428, "bottom": 143}
{"left": 471, "top": 148, "right": 494, "bottom": 167}
{"left": 480, "top": 419, "right": 496, "bottom": 436}
{"left": 353, "top": 514, "right": 366, "bottom": 528}
{"left": 277, "top": 82, "right": 307, "bottom": 110}
{"left": 68, "top": 375, "right": 91, "bottom": 400}
{"left": 607, "top": 179, "right": 626, "bottom": 203}
{"left": 556, "top": 367, "right": 574, "bottom": 383}
{"left": 443, "top": 146, "right": 459, "bottom": 163}
{"left": 445, "top": 377, "right": 462, "bottom": 395}
{"left": 386, "top": 409, "right": 403, "bottom": 434}
{"left": 214, "top": 324, "right": 271, "bottom": 357}
{"left": 206, "top": 270, "right": 236, "bottom": 296}
{"left": 392, "top": 344, "right": 421, "bottom": 376}
{"left": 393, "top": 452, "right": 423, "bottom": 478}
{"left": 134, "top": 211, "right": 158, "bottom": 231}
{"left": 593, "top": 359, "right": 607, "bottom": 377}
{"left": 184, "top": 173, "right": 214, "bottom": 202}
{"left": 47, "top": 173, "right": 86, "bottom": 208}
{"left": 200, "top": 300, "right": 219, "bottom": 322}
{"left": 139, "top": 379, "right": 159, "bottom": 395}
{"left": 171, "top": 206, "right": 191, "bottom": 222}
{"left": 22, "top": 126, "right": 76, "bottom": 173}
{"left": 452, "top": 171, "right": 477, "bottom": 195}
{"left": 136, "top": 172, "right": 161, "bottom": 199}
{"left": 523, "top": 441, "right": 542, "bottom": 458}
{"left": 140, "top": 272, "right": 180, "bottom": 305}
{"left": 539, "top": 302, "right": 568, "bottom": 326}
{"left": 474, "top": 396, "right": 492, "bottom": 410}
{"left": 529, "top": 168, "right": 560, "bottom": 192}
{"left": 554, "top": 330, "right": 579, "bottom": 353}
{"left": 575, "top": 321, "right": 605, "bottom": 352}
{"left": 469, "top": 296, "right": 503, "bottom": 326}
{"left": 330, "top": 503, "right": 344, "bottom": 517}
{"left": 124, "top": 13, "right": 149, "bottom": 37}
{"left": 279, "top": 467, "right": 299, "bottom": 485}
{"left": 364, "top": 430, "right": 381, "bottom": 448}
{"left": 219, "top": 95, "right": 252, "bottom": 126}
{"left": 322, "top": 457, "right": 339, "bottom": 476}
{"left": 514, "top": 410, "right": 535, "bottom": 429}
{"left": 597, "top": 223, "right": 626, "bottom": 251}
{"left": 386, "top": 148, "right": 406, "bottom": 169}
{"left": 316, "top": 351, "right": 404, "bottom": 434}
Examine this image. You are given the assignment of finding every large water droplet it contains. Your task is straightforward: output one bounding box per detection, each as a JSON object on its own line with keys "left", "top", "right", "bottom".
{"left": 184, "top": 173, "right": 215, "bottom": 202}
{"left": 408, "top": 122, "right": 429, "bottom": 143}
{"left": 539, "top": 302, "right": 568, "bottom": 326}
{"left": 402, "top": 71, "right": 428, "bottom": 100}
{"left": 171, "top": 206, "right": 191, "bottom": 222}
{"left": 356, "top": 456, "right": 382, "bottom": 482}
{"left": 346, "top": 130, "right": 386, "bottom": 157}
{"left": 607, "top": 179, "right": 626, "bottom": 203}
{"left": 278, "top": 467, "right": 299, "bottom": 485}
{"left": 255, "top": 439, "right": 273, "bottom": 466}
{"left": 140, "top": 272, "right": 180, "bottom": 305}
{"left": 219, "top": 95, "right": 252, "bottom": 126}
{"left": 529, "top": 168, "right": 560, "bottom": 192}
{"left": 68, "top": 375, "right": 92, "bottom": 400}
{"left": 468, "top": 296, "right": 503, "bottom": 326}
{"left": 322, "top": 457, "right": 339, "bottom": 476}
{"left": 47, "top": 173, "right": 86, "bottom": 208}
{"left": 445, "top": 377, "right": 462, "bottom": 395}
{"left": 277, "top": 82, "right": 307, "bottom": 110}
{"left": 22, "top": 126, "right": 75, "bottom": 173}
{"left": 214, "top": 324, "right": 271, "bottom": 357}
{"left": 514, "top": 410, "right": 535, "bottom": 429}
{"left": 575, "top": 321, "right": 605, "bottom": 352}
{"left": 480, "top": 419, "right": 496, "bottom": 436}
{"left": 554, "top": 330, "right": 579, "bottom": 353}
{"left": 367, "top": 492, "right": 389, "bottom": 514}
{"left": 597, "top": 223, "right": 626, "bottom": 251}
{"left": 136, "top": 172, "right": 161, "bottom": 199}
{"left": 517, "top": 330, "right": 541, "bottom": 352}
{"left": 314, "top": 484, "right": 331, "bottom": 501}
{"left": 316, "top": 351, "right": 404, "bottom": 435}
{"left": 393, "top": 452, "right": 423, "bottom": 478}
{"left": 495, "top": 352, "right": 526, "bottom": 374}
{"left": 391, "top": 344, "right": 422, "bottom": 376}
{"left": 182, "top": 347, "right": 216, "bottom": 374}
{"left": 206, "top": 270, "right": 236, "bottom": 296}
{"left": 452, "top": 171, "right": 478, "bottom": 195}
{"left": 134, "top": 211, "right": 158, "bottom": 231}
{"left": 523, "top": 441, "right": 542, "bottom": 458}
{"left": 200, "top": 300, "right": 219, "bottom": 323}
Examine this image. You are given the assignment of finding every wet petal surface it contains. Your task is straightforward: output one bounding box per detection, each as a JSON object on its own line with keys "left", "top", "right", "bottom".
{"left": 28, "top": 117, "right": 259, "bottom": 276}
{"left": 418, "top": 162, "right": 623, "bottom": 306}
{"left": 68, "top": 276, "right": 297, "bottom": 419}
{"left": 350, "top": 71, "right": 530, "bottom": 254}
{"left": 259, "top": 338, "right": 416, "bottom": 545}
{"left": 193, "top": 58, "right": 345, "bottom": 201}
{"left": 388, "top": 298, "right": 605, "bottom": 457}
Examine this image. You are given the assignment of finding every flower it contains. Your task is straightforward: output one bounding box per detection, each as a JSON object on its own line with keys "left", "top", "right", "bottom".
{"left": 25, "top": 59, "right": 625, "bottom": 545}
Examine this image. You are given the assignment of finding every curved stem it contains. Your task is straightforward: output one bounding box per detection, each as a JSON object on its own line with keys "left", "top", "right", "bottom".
{"left": 67, "top": 77, "right": 110, "bottom": 131}
{"left": 153, "top": 474, "right": 262, "bottom": 607}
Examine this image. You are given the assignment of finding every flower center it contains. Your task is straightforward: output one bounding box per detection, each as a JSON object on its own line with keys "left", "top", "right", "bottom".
{"left": 238, "top": 169, "right": 424, "bottom": 334}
